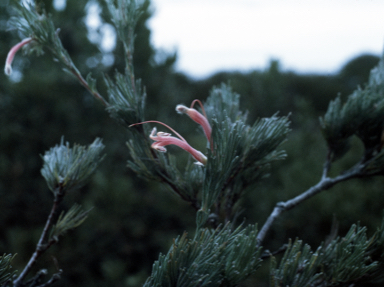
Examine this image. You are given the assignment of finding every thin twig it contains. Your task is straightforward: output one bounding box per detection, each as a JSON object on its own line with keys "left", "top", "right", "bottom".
{"left": 13, "top": 187, "right": 65, "bottom": 287}
{"left": 36, "top": 270, "right": 62, "bottom": 287}
{"left": 322, "top": 155, "right": 332, "bottom": 180}
{"left": 46, "top": 34, "right": 109, "bottom": 108}
{"left": 160, "top": 175, "right": 201, "bottom": 211}
{"left": 257, "top": 164, "right": 364, "bottom": 245}
{"left": 261, "top": 244, "right": 288, "bottom": 259}
{"left": 125, "top": 40, "right": 136, "bottom": 96}
{"left": 68, "top": 65, "right": 109, "bottom": 107}
{"left": 24, "top": 269, "right": 47, "bottom": 287}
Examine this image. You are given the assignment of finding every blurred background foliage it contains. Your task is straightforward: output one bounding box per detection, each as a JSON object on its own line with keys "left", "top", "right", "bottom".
{"left": 0, "top": 0, "right": 383, "bottom": 286}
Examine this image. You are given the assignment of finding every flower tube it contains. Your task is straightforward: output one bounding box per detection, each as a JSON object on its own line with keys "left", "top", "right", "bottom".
{"left": 4, "top": 37, "right": 33, "bottom": 76}
{"left": 176, "top": 99, "right": 211, "bottom": 142}
{"left": 130, "top": 121, "right": 207, "bottom": 165}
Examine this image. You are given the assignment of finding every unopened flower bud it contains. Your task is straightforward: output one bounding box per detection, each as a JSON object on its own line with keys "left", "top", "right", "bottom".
{"left": 176, "top": 103, "right": 212, "bottom": 142}
{"left": 4, "top": 38, "right": 33, "bottom": 76}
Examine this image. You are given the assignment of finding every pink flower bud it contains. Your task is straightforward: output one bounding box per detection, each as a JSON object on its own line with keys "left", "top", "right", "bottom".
{"left": 4, "top": 38, "right": 33, "bottom": 76}
{"left": 176, "top": 100, "right": 211, "bottom": 142}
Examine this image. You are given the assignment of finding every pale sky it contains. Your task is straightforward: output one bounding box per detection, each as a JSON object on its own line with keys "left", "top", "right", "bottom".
{"left": 148, "top": 0, "right": 384, "bottom": 78}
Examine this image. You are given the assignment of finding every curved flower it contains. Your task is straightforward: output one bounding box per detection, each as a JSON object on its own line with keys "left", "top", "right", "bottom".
{"left": 176, "top": 99, "right": 211, "bottom": 142}
{"left": 130, "top": 121, "right": 207, "bottom": 165}
{"left": 4, "top": 37, "right": 33, "bottom": 76}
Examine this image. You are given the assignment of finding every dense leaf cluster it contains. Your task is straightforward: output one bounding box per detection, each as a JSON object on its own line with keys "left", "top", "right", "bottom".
{"left": 0, "top": 254, "right": 16, "bottom": 286}
{"left": 321, "top": 54, "right": 384, "bottom": 171}
{"left": 271, "top": 216, "right": 384, "bottom": 286}
{"left": 144, "top": 224, "right": 261, "bottom": 287}
{"left": 41, "top": 138, "right": 105, "bottom": 193}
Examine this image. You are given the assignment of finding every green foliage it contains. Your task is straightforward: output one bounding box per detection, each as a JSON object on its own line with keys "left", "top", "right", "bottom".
{"left": 0, "top": 254, "right": 16, "bottom": 285}
{"left": 204, "top": 84, "right": 248, "bottom": 123}
{"left": 270, "top": 239, "right": 321, "bottom": 287}
{"left": 322, "top": 225, "right": 376, "bottom": 284}
{"left": 41, "top": 138, "right": 105, "bottom": 193}
{"left": 321, "top": 53, "right": 384, "bottom": 168}
{"left": 270, "top": 216, "right": 384, "bottom": 287}
{"left": 103, "top": 0, "right": 147, "bottom": 126}
{"left": 50, "top": 204, "right": 91, "bottom": 240}
{"left": 143, "top": 224, "right": 261, "bottom": 287}
{"left": 201, "top": 84, "right": 290, "bottom": 220}
{"left": 104, "top": 73, "right": 146, "bottom": 126}
{"left": 105, "top": 0, "right": 142, "bottom": 59}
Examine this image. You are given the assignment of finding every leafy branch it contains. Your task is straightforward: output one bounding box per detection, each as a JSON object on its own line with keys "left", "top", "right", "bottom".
{"left": 258, "top": 52, "right": 384, "bottom": 246}
{"left": 7, "top": 1, "right": 107, "bottom": 106}
{"left": 12, "top": 139, "right": 104, "bottom": 287}
{"left": 270, "top": 215, "right": 384, "bottom": 286}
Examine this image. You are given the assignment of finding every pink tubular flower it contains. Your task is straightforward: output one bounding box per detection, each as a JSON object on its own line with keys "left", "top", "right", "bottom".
{"left": 4, "top": 37, "right": 33, "bottom": 76}
{"left": 176, "top": 99, "right": 212, "bottom": 142}
{"left": 130, "top": 121, "right": 207, "bottom": 165}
